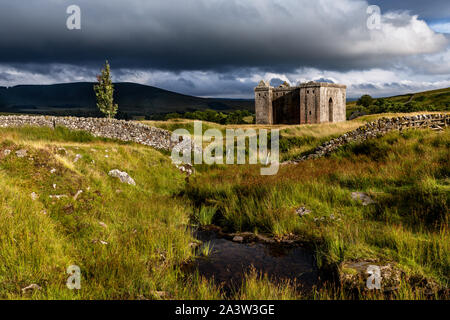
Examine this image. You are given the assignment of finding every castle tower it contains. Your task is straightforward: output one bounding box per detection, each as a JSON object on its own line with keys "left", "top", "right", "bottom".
{"left": 254, "top": 80, "right": 273, "bottom": 124}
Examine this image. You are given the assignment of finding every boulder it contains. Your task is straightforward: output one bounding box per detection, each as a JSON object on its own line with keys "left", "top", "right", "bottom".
{"left": 108, "top": 169, "right": 136, "bottom": 185}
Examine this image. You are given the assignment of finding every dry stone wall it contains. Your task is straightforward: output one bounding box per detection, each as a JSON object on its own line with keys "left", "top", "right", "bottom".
{"left": 0, "top": 115, "right": 196, "bottom": 153}
{"left": 285, "top": 113, "right": 449, "bottom": 164}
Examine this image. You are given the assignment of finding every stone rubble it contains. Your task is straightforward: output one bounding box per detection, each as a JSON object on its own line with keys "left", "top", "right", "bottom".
{"left": 295, "top": 206, "right": 311, "bottom": 217}
{"left": 351, "top": 192, "right": 375, "bottom": 206}
{"left": 15, "top": 149, "right": 27, "bottom": 158}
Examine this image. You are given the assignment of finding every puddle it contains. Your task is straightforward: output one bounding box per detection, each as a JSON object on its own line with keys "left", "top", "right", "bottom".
{"left": 188, "top": 229, "right": 319, "bottom": 293}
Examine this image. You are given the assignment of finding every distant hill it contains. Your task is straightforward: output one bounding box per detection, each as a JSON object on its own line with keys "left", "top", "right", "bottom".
{"left": 347, "top": 87, "right": 450, "bottom": 118}
{"left": 0, "top": 82, "right": 254, "bottom": 118}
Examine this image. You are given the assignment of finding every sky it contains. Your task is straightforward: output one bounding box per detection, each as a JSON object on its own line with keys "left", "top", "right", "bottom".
{"left": 0, "top": 0, "right": 449, "bottom": 99}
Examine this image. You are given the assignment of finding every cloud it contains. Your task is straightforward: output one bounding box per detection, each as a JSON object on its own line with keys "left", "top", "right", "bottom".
{"left": 0, "top": 0, "right": 448, "bottom": 99}
{"left": 0, "top": 0, "right": 447, "bottom": 72}
{"left": 430, "top": 22, "right": 450, "bottom": 34}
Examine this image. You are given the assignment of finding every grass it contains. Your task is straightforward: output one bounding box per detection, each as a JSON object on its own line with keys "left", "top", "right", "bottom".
{"left": 0, "top": 126, "right": 221, "bottom": 299}
{"left": 0, "top": 114, "right": 448, "bottom": 300}
{"left": 186, "top": 127, "right": 449, "bottom": 294}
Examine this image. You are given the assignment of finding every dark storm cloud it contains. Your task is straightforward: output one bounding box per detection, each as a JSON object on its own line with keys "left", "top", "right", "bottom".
{"left": 0, "top": 0, "right": 447, "bottom": 74}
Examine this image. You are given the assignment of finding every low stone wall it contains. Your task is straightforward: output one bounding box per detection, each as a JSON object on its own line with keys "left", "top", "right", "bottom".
{"left": 285, "top": 113, "right": 449, "bottom": 164}
{"left": 0, "top": 115, "right": 192, "bottom": 152}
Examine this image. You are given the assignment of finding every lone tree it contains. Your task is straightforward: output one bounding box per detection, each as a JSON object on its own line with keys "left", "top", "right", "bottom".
{"left": 356, "top": 94, "right": 374, "bottom": 108}
{"left": 94, "top": 60, "right": 118, "bottom": 118}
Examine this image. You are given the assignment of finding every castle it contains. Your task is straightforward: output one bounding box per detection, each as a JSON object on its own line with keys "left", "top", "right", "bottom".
{"left": 254, "top": 80, "right": 347, "bottom": 125}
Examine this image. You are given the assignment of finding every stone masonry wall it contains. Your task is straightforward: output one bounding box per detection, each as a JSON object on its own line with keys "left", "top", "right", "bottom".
{"left": 284, "top": 113, "right": 449, "bottom": 164}
{"left": 0, "top": 115, "right": 197, "bottom": 153}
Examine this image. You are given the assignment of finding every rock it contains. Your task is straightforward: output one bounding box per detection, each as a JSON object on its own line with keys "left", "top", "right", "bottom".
{"left": 295, "top": 206, "right": 311, "bottom": 217}
{"left": 21, "top": 283, "right": 41, "bottom": 293}
{"left": 176, "top": 163, "right": 194, "bottom": 176}
{"left": 15, "top": 149, "right": 27, "bottom": 158}
{"left": 98, "top": 221, "right": 107, "bottom": 228}
{"left": 50, "top": 168, "right": 56, "bottom": 173}
{"left": 49, "top": 194, "right": 68, "bottom": 199}
{"left": 351, "top": 192, "right": 375, "bottom": 206}
{"left": 30, "top": 192, "right": 39, "bottom": 201}
{"left": 3, "top": 149, "right": 11, "bottom": 156}
{"left": 74, "top": 154, "right": 82, "bottom": 163}
{"left": 232, "top": 235, "right": 244, "bottom": 243}
{"left": 73, "top": 190, "right": 83, "bottom": 200}
{"left": 108, "top": 169, "right": 136, "bottom": 185}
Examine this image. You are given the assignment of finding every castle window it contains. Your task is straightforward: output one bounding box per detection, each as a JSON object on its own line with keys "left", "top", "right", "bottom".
{"left": 307, "top": 90, "right": 309, "bottom": 94}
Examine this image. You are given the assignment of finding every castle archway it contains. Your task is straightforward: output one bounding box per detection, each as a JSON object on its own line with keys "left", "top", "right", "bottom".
{"left": 328, "top": 98, "right": 333, "bottom": 122}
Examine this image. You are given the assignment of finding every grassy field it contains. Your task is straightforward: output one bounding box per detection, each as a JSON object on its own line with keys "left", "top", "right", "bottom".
{"left": 0, "top": 113, "right": 448, "bottom": 299}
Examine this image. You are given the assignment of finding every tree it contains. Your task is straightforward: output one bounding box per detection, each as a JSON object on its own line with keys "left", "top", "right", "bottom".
{"left": 94, "top": 60, "right": 118, "bottom": 118}
{"left": 357, "top": 94, "right": 374, "bottom": 108}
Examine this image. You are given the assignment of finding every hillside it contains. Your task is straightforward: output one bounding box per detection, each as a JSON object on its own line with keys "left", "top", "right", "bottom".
{"left": 347, "top": 87, "right": 450, "bottom": 118}
{"left": 0, "top": 82, "right": 254, "bottom": 117}
{"left": 0, "top": 113, "right": 448, "bottom": 299}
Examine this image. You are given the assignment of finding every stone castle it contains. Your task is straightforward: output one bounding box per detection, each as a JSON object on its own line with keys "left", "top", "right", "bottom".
{"left": 254, "top": 80, "right": 347, "bottom": 125}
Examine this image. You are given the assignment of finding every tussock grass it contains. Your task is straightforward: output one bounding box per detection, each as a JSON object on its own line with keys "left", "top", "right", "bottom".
{"left": 187, "top": 128, "right": 450, "bottom": 293}
{"left": 0, "top": 126, "right": 220, "bottom": 299}
{"left": 1, "top": 119, "right": 448, "bottom": 300}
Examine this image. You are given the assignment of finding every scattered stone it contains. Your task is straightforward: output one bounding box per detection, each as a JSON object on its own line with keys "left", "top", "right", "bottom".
{"left": 3, "top": 149, "right": 11, "bottom": 156}
{"left": 50, "top": 168, "right": 56, "bottom": 174}
{"left": 295, "top": 206, "right": 311, "bottom": 217}
{"left": 175, "top": 163, "right": 194, "bottom": 176}
{"left": 74, "top": 154, "right": 82, "bottom": 163}
{"left": 49, "top": 194, "right": 68, "bottom": 199}
{"left": 351, "top": 192, "right": 375, "bottom": 206}
{"left": 52, "top": 184, "right": 56, "bottom": 189}
{"left": 15, "top": 149, "right": 27, "bottom": 158}
{"left": 57, "top": 147, "right": 67, "bottom": 154}
{"left": 73, "top": 190, "right": 83, "bottom": 200}
{"left": 21, "top": 283, "right": 41, "bottom": 293}
{"left": 108, "top": 169, "right": 136, "bottom": 185}
{"left": 30, "top": 192, "right": 39, "bottom": 201}
{"left": 232, "top": 236, "right": 244, "bottom": 243}
{"left": 92, "top": 239, "right": 108, "bottom": 245}
{"left": 98, "top": 221, "right": 107, "bottom": 229}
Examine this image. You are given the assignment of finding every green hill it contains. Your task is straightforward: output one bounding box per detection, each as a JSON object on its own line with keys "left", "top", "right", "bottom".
{"left": 347, "top": 87, "right": 450, "bottom": 118}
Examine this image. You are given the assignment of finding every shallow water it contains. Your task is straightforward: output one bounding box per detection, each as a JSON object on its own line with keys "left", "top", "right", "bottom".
{"left": 190, "top": 229, "right": 318, "bottom": 292}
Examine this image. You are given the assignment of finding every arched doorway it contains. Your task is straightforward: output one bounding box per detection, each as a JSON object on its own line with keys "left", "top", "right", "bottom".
{"left": 328, "top": 98, "right": 333, "bottom": 122}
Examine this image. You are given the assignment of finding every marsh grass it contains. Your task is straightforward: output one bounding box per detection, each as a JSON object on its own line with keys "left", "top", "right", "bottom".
{"left": 187, "top": 128, "right": 450, "bottom": 295}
